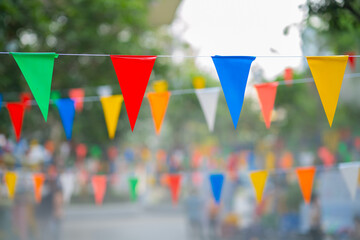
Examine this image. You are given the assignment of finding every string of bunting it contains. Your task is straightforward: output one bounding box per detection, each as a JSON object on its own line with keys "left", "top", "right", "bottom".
{"left": 1, "top": 161, "right": 359, "bottom": 206}
{"left": 1, "top": 53, "right": 358, "bottom": 141}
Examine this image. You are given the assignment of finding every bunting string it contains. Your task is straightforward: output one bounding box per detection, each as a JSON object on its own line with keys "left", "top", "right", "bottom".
{"left": 2, "top": 72, "right": 360, "bottom": 107}
{"left": 1, "top": 52, "right": 360, "bottom": 58}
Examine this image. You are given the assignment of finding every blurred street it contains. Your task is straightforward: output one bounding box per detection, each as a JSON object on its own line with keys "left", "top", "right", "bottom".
{"left": 62, "top": 204, "right": 187, "bottom": 240}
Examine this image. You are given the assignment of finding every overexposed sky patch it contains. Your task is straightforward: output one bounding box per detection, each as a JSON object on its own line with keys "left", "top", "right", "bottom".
{"left": 172, "top": 0, "right": 306, "bottom": 80}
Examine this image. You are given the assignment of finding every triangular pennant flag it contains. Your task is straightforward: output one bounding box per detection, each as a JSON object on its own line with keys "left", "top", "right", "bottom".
{"left": 11, "top": 52, "right": 58, "bottom": 121}
{"left": 209, "top": 173, "right": 225, "bottom": 204}
{"left": 339, "top": 162, "right": 360, "bottom": 200}
{"left": 296, "top": 166, "right": 316, "bottom": 204}
{"left": 91, "top": 175, "right": 107, "bottom": 205}
{"left": 56, "top": 99, "right": 75, "bottom": 140}
{"left": 60, "top": 172, "right": 75, "bottom": 203}
{"left": 168, "top": 174, "right": 181, "bottom": 205}
{"left": 346, "top": 52, "right": 356, "bottom": 71}
{"left": 7, "top": 103, "right": 25, "bottom": 142}
{"left": 4, "top": 172, "right": 17, "bottom": 199}
{"left": 110, "top": 55, "right": 157, "bottom": 131}
{"left": 20, "top": 92, "right": 32, "bottom": 111}
{"left": 212, "top": 56, "right": 256, "bottom": 128}
{"left": 284, "top": 68, "right": 293, "bottom": 86}
{"left": 128, "top": 176, "right": 138, "bottom": 201}
{"left": 33, "top": 173, "right": 45, "bottom": 203}
{"left": 249, "top": 170, "right": 268, "bottom": 203}
{"left": 195, "top": 88, "right": 220, "bottom": 132}
{"left": 100, "top": 95, "right": 123, "bottom": 139}
{"left": 306, "top": 56, "right": 348, "bottom": 127}
{"left": 254, "top": 82, "right": 278, "bottom": 128}
{"left": 69, "top": 88, "right": 85, "bottom": 112}
{"left": 147, "top": 91, "right": 171, "bottom": 135}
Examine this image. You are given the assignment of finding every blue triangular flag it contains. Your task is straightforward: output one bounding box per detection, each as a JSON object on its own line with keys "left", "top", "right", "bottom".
{"left": 56, "top": 99, "right": 75, "bottom": 140}
{"left": 209, "top": 173, "right": 225, "bottom": 204}
{"left": 212, "top": 56, "right": 256, "bottom": 128}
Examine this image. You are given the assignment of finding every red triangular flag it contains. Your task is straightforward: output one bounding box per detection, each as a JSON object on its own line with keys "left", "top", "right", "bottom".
{"left": 7, "top": 103, "right": 25, "bottom": 142}
{"left": 296, "top": 166, "right": 316, "bottom": 204}
{"left": 110, "top": 55, "right": 157, "bottom": 131}
{"left": 346, "top": 52, "right": 356, "bottom": 72}
{"left": 284, "top": 68, "right": 293, "bottom": 86}
{"left": 168, "top": 174, "right": 181, "bottom": 205}
{"left": 254, "top": 82, "right": 278, "bottom": 128}
{"left": 91, "top": 175, "right": 107, "bottom": 205}
{"left": 69, "top": 88, "right": 85, "bottom": 112}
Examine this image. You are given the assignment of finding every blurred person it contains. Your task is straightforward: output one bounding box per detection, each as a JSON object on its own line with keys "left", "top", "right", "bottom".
{"left": 184, "top": 187, "right": 205, "bottom": 240}
{"left": 351, "top": 214, "right": 360, "bottom": 240}
{"left": 221, "top": 213, "right": 240, "bottom": 240}
{"left": 35, "top": 177, "right": 63, "bottom": 240}
{"left": 308, "top": 194, "right": 323, "bottom": 240}
{"left": 207, "top": 199, "right": 221, "bottom": 240}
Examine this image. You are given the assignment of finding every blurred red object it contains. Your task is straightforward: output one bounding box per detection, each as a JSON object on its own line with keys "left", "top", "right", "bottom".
{"left": 76, "top": 143, "right": 87, "bottom": 160}
{"left": 20, "top": 92, "right": 32, "bottom": 110}
{"left": 346, "top": 51, "right": 356, "bottom": 72}
{"left": 284, "top": 68, "right": 293, "bottom": 86}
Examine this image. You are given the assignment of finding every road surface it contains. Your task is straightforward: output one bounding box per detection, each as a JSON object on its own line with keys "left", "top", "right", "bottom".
{"left": 62, "top": 203, "right": 188, "bottom": 240}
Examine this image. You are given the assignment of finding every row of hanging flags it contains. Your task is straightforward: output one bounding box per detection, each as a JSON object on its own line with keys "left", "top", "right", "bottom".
{"left": 3, "top": 53, "right": 353, "bottom": 141}
{"left": 1, "top": 161, "right": 360, "bottom": 205}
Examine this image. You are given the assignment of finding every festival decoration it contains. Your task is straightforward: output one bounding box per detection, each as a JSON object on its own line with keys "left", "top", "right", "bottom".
{"left": 147, "top": 91, "right": 171, "bottom": 135}
{"left": 195, "top": 88, "right": 220, "bottom": 132}
{"left": 296, "top": 166, "right": 316, "bottom": 204}
{"left": 7, "top": 103, "right": 25, "bottom": 142}
{"left": 339, "top": 162, "right": 360, "bottom": 200}
{"left": 100, "top": 95, "right": 123, "bottom": 139}
{"left": 4, "top": 171, "right": 17, "bottom": 199}
{"left": 209, "top": 173, "right": 225, "bottom": 204}
{"left": 306, "top": 56, "right": 348, "bottom": 127}
{"left": 110, "top": 55, "right": 157, "bottom": 131}
{"left": 11, "top": 52, "right": 58, "bottom": 121}
{"left": 254, "top": 82, "right": 278, "bottom": 128}
{"left": 56, "top": 99, "right": 76, "bottom": 140}
{"left": 212, "top": 56, "right": 256, "bottom": 128}
{"left": 249, "top": 170, "right": 268, "bottom": 203}
{"left": 91, "top": 175, "right": 107, "bottom": 205}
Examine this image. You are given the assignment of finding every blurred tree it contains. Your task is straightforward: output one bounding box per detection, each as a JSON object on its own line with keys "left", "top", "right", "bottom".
{"left": 305, "top": 0, "right": 360, "bottom": 53}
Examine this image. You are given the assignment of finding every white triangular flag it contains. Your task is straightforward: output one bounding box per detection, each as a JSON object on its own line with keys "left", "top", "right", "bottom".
{"left": 339, "top": 162, "right": 360, "bottom": 200}
{"left": 195, "top": 88, "right": 220, "bottom": 132}
{"left": 60, "top": 172, "right": 75, "bottom": 203}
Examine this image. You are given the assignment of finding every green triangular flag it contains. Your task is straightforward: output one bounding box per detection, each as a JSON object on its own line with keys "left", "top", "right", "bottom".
{"left": 128, "top": 177, "right": 138, "bottom": 201}
{"left": 11, "top": 52, "right": 58, "bottom": 121}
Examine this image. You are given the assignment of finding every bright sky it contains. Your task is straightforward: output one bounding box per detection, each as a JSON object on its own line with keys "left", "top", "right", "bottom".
{"left": 172, "top": 0, "right": 306, "bottom": 80}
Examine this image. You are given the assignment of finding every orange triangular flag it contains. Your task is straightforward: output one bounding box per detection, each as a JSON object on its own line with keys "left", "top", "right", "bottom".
{"left": 4, "top": 171, "right": 17, "bottom": 199}
{"left": 147, "top": 92, "right": 171, "bottom": 135}
{"left": 254, "top": 82, "right": 278, "bottom": 128}
{"left": 91, "top": 175, "right": 107, "bottom": 205}
{"left": 33, "top": 173, "right": 45, "bottom": 203}
{"left": 296, "top": 166, "right": 316, "bottom": 204}
{"left": 168, "top": 174, "right": 181, "bottom": 205}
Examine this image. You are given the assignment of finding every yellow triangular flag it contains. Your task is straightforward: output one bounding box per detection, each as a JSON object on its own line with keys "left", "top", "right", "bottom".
{"left": 306, "top": 56, "right": 348, "bottom": 127}
{"left": 5, "top": 172, "right": 17, "bottom": 199}
{"left": 100, "top": 95, "right": 123, "bottom": 139}
{"left": 249, "top": 170, "right": 268, "bottom": 203}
